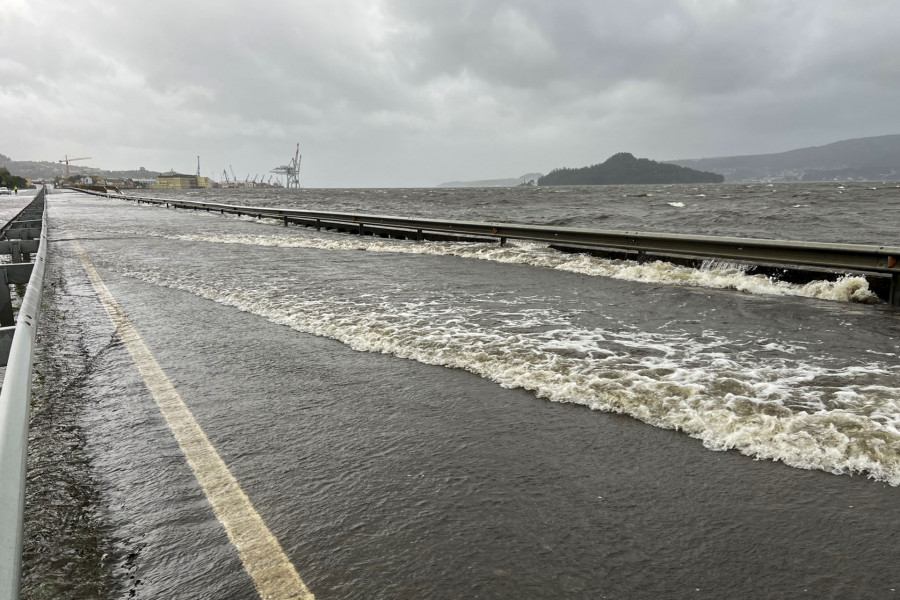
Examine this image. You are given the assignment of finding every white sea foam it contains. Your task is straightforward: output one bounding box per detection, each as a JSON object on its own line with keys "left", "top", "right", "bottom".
{"left": 104, "top": 259, "right": 900, "bottom": 485}
{"left": 667, "top": 202, "right": 685, "bottom": 207}
{"left": 131, "top": 229, "right": 880, "bottom": 305}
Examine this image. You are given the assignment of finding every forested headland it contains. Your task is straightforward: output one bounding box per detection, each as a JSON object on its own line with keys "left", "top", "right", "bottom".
{"left": 538, "top": 153, "right": 724, "bottom": 185}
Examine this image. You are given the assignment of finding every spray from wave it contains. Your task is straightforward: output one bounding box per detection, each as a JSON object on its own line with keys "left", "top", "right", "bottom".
{"left": 140, "top": 227, "right": 881, "bottom": 304}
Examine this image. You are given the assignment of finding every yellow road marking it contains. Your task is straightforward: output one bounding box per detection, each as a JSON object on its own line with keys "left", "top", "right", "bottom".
{"left": 74, "top": 242, "right": 314, "bottom": 600}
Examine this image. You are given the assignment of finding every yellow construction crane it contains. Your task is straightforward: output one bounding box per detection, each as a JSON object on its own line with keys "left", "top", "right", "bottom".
{"left": 58, "top": 155, "right": 91, "bottom": 178}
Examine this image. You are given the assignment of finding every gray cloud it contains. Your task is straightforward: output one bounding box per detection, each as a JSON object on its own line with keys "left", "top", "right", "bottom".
{"left": 2, "top": 0, "right": 899, "bottom": 186}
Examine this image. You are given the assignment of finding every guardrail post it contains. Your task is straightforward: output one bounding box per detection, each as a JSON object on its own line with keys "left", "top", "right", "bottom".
{"left": 891, "top": 274, "right": 899, "bottom": 307}
{"left": 0, "top": 271, "right": 13, "bottom": 327}
{"left": 9, "top": 243, "right": 21, "bottom": 264}
{"left": 0, "top": 327, "right": 13, "bottom": 366}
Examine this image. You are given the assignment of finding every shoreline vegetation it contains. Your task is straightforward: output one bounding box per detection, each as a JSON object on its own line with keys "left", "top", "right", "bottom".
{"left": 0, "top": 167, "right": 30, "bottom": 190}
{"left": 538, "top": 152, "right": 724, "bottom": 186}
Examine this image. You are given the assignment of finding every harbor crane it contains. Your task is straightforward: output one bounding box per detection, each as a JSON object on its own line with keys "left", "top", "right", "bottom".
{"left": 271, "top": 143, "right": 301, "bottom": 188}
{"left": 58, "top": 155, "right": 91, "bottom": 178}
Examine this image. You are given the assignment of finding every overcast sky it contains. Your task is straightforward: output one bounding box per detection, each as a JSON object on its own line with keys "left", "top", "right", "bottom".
{"left": 2, "top": 0, "right": 899, "bottom": 187}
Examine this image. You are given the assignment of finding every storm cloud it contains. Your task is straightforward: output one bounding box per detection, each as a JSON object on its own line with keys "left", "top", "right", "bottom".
{"left": 2, "top": 0, "right": 898, "bottom": 186}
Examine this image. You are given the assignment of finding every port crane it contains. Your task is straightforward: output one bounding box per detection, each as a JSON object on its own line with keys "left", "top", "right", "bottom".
{"left": 271, "top": 143, "right": 301, "bottom": 188}
{"left": 58, "top": 155, "right": 91, "bottom": 178}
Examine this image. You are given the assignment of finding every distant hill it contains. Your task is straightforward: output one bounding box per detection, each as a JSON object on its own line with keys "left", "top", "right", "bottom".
{"left": 669, "top": 134, "right": 900, "bottom": 182}
{"left": 539, "top": 152, "right": 724, "bottom": 186}
{"left": 438, "top": 172, "right": 543, "bottom": 187}
{"left": 0, "top": 153, "right": 160, "bottom": 181}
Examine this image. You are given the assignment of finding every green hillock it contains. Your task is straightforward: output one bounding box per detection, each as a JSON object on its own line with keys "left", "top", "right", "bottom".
{"left": 538, "top": 152, "right": 724, "bottom": 186}
{"left": 0, "top": 167, "right": 30, "bottom": 189}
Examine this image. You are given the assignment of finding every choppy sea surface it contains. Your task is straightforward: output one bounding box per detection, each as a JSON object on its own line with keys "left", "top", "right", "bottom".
{"left": 151, "top": 180, "right": 900, "bottom": 244}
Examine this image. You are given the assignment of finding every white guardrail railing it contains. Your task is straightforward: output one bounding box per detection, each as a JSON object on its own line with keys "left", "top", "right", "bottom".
{"left": 0, "top": 187, "right": 48, "bottom": 600}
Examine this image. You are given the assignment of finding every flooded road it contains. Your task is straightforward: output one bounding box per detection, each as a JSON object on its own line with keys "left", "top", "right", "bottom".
{"left": 20, "top": 189, "right": 900, "bottom": 599}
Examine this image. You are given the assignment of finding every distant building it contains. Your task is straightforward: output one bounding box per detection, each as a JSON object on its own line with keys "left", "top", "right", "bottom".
{"left": 106, "top": 178, "right": 148, "bottom": 189}
{"left": 153, "top": 172, "right": 211, "bottom": 189}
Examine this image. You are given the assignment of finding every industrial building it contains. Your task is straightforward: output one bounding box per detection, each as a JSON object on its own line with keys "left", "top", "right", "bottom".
{"left": 153, "top": 172, "right": 211, "bottom": 189}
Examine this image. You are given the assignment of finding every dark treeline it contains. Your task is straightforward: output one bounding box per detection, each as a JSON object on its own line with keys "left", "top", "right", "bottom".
{"left": 0, "top": 167, "right": 31, "bottom": 189}
{"left": 539, "top": 152, "right": 724, "bottom": 186}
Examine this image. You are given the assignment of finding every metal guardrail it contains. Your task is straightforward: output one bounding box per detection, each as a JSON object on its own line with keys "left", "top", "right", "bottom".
{"left": 0, "top": 187, "right": 48, "bottom": 600}
{"left": 74, "top": 188, "right": 900, "bottom": 305}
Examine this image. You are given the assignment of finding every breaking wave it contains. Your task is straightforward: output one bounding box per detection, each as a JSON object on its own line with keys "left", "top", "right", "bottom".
{"left": 145, "top": 228, "right": 880, "bottom": 304}
{"left": 101, "top": 253, "right": 900, "bottom": 486}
